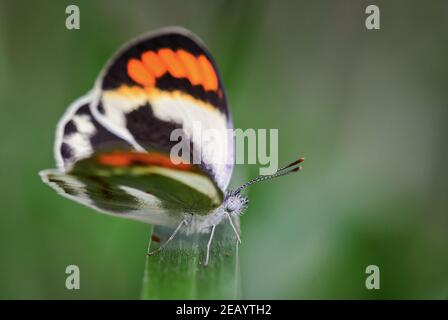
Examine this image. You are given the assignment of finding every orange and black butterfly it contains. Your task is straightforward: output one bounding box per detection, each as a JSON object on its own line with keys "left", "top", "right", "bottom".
{"left": 40, "top": 27, "right": 303, "bottom": 265}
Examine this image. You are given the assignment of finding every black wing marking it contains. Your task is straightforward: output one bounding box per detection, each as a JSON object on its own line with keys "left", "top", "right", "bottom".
{"left": 55, "top": 92, "right": 133, "bottom": 169}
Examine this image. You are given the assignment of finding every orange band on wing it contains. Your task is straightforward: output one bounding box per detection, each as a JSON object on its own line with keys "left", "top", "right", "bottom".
{"left": 177, "top": 49, "right": 202, "bottom": 85}
{"left": 96, "top": 151, "right": 195, "bottom": 171}
{"left": 127, "top": 59, "right": 155, "bottom": 87}
{"left": 198, "top": 55, "right": 218, "bottom": 91}
{"left": 158, "top": 48, "right": 187, "bottom": 78}
{"left": 141, "top": 51, "right": 166, "bottom": 77}
{"left": 127, "top": 49, "right": 218, "bottom": 92}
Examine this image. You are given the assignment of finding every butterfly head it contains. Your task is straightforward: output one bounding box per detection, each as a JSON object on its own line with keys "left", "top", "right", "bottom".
{"left": 223, "top": 190, "right": 249, "bottom": 215}
{"left": 223, "top": 156, "right": 305, "bottom": 216}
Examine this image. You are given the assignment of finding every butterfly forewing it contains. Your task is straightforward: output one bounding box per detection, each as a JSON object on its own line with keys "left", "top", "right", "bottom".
{"left": 90, "top": 27, "right": 234, "bottom": 191}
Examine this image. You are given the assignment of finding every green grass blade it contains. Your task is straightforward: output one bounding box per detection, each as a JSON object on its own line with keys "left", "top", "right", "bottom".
{"left": 141, "top": 218, "right": 241, "bottom": 299}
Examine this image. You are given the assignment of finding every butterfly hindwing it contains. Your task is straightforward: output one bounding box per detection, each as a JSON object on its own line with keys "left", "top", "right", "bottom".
{"left": 72, "top": 153, "right": 223, "bottom": 213}
{"left": 41, "top": 149, "right": 224, "bottom": 224}
{"left": 40, "top": 169, "right": 183, "bottom": 227}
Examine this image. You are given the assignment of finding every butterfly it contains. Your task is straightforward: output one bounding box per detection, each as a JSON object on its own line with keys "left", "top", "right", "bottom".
{"left": 40, "top": 27, "right": 304, "bottom": 265}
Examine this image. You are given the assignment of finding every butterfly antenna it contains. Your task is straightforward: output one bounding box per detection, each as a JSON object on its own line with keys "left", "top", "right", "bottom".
{"left": 234, "top": 157, "right": 305, "bottom": 194}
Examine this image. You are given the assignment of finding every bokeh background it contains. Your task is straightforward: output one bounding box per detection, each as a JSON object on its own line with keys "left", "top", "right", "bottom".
{"left": 0, "top": 0, "right": 447, "bottom": 299}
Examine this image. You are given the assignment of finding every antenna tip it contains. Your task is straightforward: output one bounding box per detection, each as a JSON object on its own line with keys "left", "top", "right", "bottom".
{"left": 298, "top": 157, "right": 305, "bottom": 163}
{"left": 292, "top": 166, "right": 303, "bottom": 172}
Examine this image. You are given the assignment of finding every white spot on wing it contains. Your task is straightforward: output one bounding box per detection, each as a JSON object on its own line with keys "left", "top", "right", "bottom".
{"left": 61, "top": 114, "right": 98, "bottom": 164}
{"left": 72, "top": 114, "right": 95, "bottom": 135}
{"left": 54, "top": 92, "right": 92, "bottom": 169}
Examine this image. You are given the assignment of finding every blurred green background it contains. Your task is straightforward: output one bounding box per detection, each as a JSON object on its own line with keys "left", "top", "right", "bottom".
{"left": 0, "top": 0, "right": 447, "bottom": 299}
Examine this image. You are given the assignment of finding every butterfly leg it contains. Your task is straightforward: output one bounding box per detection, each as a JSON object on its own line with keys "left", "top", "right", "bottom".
{"left": 204, "top": 225, "right": 216, "bottom": 266}
{"left": 226, "top": 212, "right": 242, "bottom": 244}
{"left": 147, "top": 219, "right": 186, "bottom": 256}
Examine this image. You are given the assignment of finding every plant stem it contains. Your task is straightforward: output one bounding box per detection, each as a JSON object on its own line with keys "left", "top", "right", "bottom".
{"left": 141, "top": 217, "right": 241, "bottom": 299}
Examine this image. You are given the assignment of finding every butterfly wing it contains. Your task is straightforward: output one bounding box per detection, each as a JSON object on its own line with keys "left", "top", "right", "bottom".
{"left": 90, "top": 27, "right": 234, "bottom": 191}
{"left": 40, "top": 169, "right": 183, "bottom": 226}
{"left": 40, "top": 151, "right": 222, "bottom": 227}
{"left": 40, "top": 31, "right": 233, "bottom": 225}
{"left": 54, "top": 91, "right": 133, "bottom": 170}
